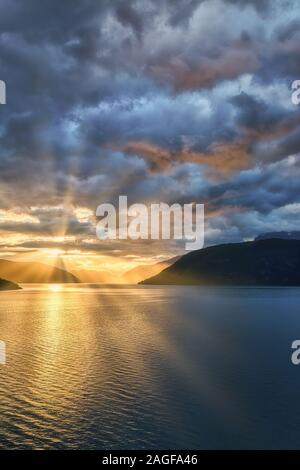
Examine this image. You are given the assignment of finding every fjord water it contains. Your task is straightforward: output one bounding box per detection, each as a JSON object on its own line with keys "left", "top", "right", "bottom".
{"left": 1, "top": 285, "right": 300, "bottom": 449}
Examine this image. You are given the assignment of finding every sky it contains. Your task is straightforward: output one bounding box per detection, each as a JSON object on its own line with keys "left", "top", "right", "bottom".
{"left": 0, "top": 0, "right": 300, "bottom": 275}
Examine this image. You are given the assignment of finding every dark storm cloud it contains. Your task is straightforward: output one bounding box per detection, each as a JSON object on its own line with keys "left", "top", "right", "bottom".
{"left": 225, "top": 0, "right": 271, "bottom": 12}
{"left": 0, "top": 0, "right": 300, "bottom": 252}
{"left": 231, "top": 93, "right": 286, "bottom": 133}
{"left": 115, "top": 2, "right": 144, "bottom": 39}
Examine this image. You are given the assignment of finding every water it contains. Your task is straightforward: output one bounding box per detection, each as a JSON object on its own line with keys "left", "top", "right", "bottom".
{"left": 0, "top": 284, "right": 300, "bottom": 449}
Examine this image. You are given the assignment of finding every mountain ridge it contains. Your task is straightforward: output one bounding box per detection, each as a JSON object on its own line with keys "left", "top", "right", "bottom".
{"left": 255, "top": 231, "right": 300, "bottom": 241}
{"left": 140, "top": 239, "right": 300, "bottom": 286}
{"left": 122, "top": 256, "right": 180, "bottom": 284}
{"left": 0, "top": 259, "right": 80, "bottom": 283}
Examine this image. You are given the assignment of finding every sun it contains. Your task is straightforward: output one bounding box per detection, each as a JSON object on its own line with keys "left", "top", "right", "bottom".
{"left": 44, "top": 248, "right": 66, "bottom": 257}
{"left": 48, "top": 284, "right": 63, "bottom": 292}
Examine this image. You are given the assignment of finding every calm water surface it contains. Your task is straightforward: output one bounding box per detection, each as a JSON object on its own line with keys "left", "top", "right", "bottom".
{"left": 0, "top": 284, "right": 300, "bottom": 449}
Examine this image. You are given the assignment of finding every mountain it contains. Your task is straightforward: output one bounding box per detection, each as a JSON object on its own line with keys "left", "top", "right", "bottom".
{"left": 71, "top": 269, "right": 122, "bottom": 284}
{"left": 122, "top": 256, "right": 180, "bottom": 284}
{"left": 0, "top": 259, "right": 80, "bottom": 283}
{"left": 255, "top": 231, "right": 300, "bottom": 241}
{"left": 71, "top": 256, "right": 181, "bottom": 284}
{"left": 0, "top": 277, "right": 21, "bottom": 291}
{"left": 141, "top": 239, "right": 300, "bottom": 286}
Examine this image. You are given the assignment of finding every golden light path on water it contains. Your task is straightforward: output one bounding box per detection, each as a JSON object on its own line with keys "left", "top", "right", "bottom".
{"left": 0, "top": 283, "right": 259, "bottom": 449}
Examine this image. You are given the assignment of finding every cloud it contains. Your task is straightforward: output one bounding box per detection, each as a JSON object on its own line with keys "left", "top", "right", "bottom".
{"left": 0, "top": 0, "right": 299, "bottom": 263}
{"left": 120, "top": 140, "right": 250, "bottom": 176}
{"left": 148, "top": 42, "right": 259, "bottom": 91}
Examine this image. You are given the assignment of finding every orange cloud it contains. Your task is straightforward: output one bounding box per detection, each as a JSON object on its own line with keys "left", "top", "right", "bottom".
{"left": 121, "top": 140, "right": 250, "bottom": 177}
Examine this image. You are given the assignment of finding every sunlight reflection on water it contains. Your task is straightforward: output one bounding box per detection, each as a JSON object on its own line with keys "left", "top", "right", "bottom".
{"left": 1, "top": 285, "right": 300, "bottom": 449}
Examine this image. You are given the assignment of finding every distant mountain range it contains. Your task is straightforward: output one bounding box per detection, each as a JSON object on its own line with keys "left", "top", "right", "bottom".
{"left": 122, "top": 256, "right": 180, "bottom": 284}
{"left": 141, "top": 239, "right": 300, "bottom": 286}
{"left": 0, "top": 259, "right": 79, "bottom": 283}
{"left": 0, "top": 277, "right": 21, "bottom": 291}
{"left": 255, "top": 231, "right": 300, "bottom": 241}
{"left": 0, "top": 257, "right": 179, "bottom": 285}
{"left": 2, "top": 231, "right": 300, "bottom": 287}
{"left": 71, "top": 268, "right": 120, "bottom": 284}
{"left": 71, "top": 256, "right": 180, "bottom": 284}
